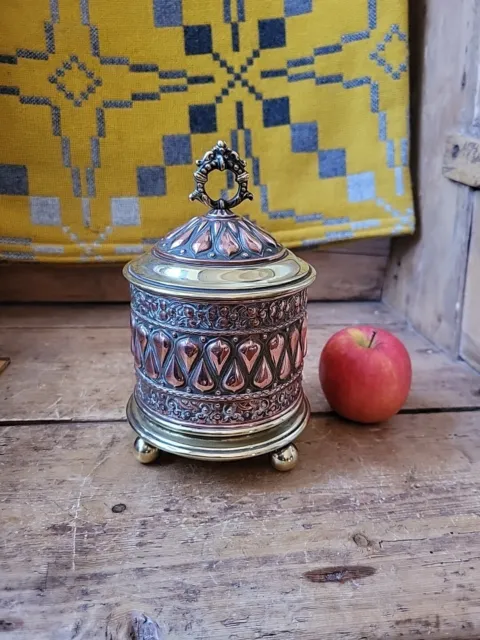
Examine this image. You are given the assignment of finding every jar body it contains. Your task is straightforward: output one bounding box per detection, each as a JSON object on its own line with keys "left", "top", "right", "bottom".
{"left": 129, "top": 285, "right": 309, "bottom": 437}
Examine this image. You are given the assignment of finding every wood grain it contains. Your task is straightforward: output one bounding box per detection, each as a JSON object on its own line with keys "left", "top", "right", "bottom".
{"left": 461, "top": 208, "right": 480, "bottom": 371}
{"left": 0, "top": 357, "right": 10, "bottom": 375}
{"left": 1, "top": 412, "right": 480, "bottom": 639}
{"left": 0, "top": 238, "right": 390, "bottom": 303}
{"left": 443, "top": 132, "right": 480, "bottom": 187}
{"left": 384, "top": 0, "right": 480, "bottom": 355}
{"left": 0, "top": 303, "right": 479, "bottom": 423}
{"left": 105, "top": 609, "right": 165, "bottom": 640}
{"left": 302, "top": 249, "right": 388, "bottom": 302}
{"left": 0, "top": 301, "right": 400, "bottom": 329}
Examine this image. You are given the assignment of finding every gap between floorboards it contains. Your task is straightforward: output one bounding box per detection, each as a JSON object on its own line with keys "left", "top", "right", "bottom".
{"left": 2, "top": 405, "right": 480, "bottom": 428}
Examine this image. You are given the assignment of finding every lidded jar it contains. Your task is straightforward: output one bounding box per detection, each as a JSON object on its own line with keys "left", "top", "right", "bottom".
{"left": 124, "top": 141, "right": 316, "bottom": 471}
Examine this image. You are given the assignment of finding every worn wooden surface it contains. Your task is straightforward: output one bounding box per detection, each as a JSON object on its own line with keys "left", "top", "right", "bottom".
{"left": 0, "top": 237, "right": 389, "bottom": 303}
{"left": 384, "top": 0, "right": 480, "bottom": 355}
{"left": 105, "top": 609, "right": 165, "bottom": 640}
{"left": 443, "top": 132, "right": 480, "bottom": 187}
{"left": 1, "top": 412, "right": 480, "bottom": 639}
{"left": 461, "top": 206, "right": 480, "bottom": 372}
{"left": 1, "top": 303, "right": 480, "bottom": 423}
{"left": 1, "top": 302, "right": 480, "bottom": 638}
{"left": 0, "top": 357, "right": 10, "bottom": 375}
{"left": 0, "top": 301, "right": 398, "bottom": 329}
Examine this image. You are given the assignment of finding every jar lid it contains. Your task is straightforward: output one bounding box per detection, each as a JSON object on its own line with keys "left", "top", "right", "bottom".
{"left": 123, "top": 141, "right": 316, "bottom": 301}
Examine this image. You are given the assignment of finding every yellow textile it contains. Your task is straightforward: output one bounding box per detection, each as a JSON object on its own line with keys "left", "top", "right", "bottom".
{"left": 0, "top": 0, "right": 413, "bottom": 262}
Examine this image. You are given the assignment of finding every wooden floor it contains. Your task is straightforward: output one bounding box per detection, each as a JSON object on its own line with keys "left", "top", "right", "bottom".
{"left": 1, "top": 302, "right": 480, "bottom": 639}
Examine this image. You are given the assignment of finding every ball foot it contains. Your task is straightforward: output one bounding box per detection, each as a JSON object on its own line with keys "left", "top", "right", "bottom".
{"left": 134, "top": 437, "right": 160, "bottom": 464}
{"left": 270, "top": 443, "right": 298, "bottom": 471}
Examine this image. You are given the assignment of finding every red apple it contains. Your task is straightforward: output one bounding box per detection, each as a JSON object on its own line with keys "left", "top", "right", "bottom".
{"left": 319, "top": 326, "right": 412, "bottom": 424}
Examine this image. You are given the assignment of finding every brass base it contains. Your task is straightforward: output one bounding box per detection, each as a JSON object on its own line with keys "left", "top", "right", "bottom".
{"left": 126, "top": 393, "right": 309, "bottom": 467}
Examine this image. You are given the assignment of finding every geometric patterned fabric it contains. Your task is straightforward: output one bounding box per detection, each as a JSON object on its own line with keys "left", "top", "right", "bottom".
{"left": 0, "top": 0, "right": 414, "bottom": 261}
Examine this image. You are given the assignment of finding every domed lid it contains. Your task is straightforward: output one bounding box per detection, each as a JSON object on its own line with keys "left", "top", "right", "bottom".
{"left": 123, "top": 141, "right": 316, "bottom": 300}
{"left": 153, "top": 210, "right": 284, "bottom": 263}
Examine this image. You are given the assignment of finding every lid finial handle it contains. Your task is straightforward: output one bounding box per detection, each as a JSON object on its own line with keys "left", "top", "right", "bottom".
{"left": 189, "top": 141, "right": 254, "bottom": 212}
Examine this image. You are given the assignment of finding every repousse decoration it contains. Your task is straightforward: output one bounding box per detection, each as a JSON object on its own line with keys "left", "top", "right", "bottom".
{"left": 124, "top": 141, "right": 315, "bottom": 469}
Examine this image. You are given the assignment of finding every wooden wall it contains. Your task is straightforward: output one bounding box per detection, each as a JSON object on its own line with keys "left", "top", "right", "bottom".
{"left": 384, "top": 0, "right": 480, "bottom": 358}
{"left": 0, "top": 237, "right": 390, "bottom": 303}
{"left": 461, "top": 210, "right": 480, "bottom": 370}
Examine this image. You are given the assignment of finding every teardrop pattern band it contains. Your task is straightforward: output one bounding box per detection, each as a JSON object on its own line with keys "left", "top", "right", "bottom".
{"left": 130, "top": 288, "right": 308, "bottom": 426}
{"left": 131, "top": 314, "right": 306, "bottom": 396}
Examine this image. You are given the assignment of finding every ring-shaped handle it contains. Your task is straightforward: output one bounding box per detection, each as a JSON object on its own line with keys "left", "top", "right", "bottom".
{"left": 189, "top": 140, "right": 254, "bottom": 210}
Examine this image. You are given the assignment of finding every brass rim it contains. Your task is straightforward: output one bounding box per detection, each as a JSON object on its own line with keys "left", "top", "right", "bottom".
{"left": 126, "top": 393, "right": 310, "bottom": 461}
{"left": 134, "top": 389, "right": 304, "bottom": 436}
{"left": 123, "top": 260, "right": 316, "bottom": 301}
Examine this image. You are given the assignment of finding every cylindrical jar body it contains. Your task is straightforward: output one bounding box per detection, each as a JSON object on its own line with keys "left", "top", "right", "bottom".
{"left": 130, "top": 285, "right": 309, "bottom": 436}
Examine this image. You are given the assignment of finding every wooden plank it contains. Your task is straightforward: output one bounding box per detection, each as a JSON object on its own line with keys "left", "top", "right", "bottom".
{"left": 0, "top": 300, "right": 401, "bottom": 329}
{"left": 303, "top": 324, "right": 480, "bottom": 414}
{"left": 0, "top": 303, "right": 133, "bottom": 329}
{"left": 0, "top": 238, "right": 390, "bottom": 303}
{"left": 1, "top": 411, "right": 480, "bottom": 639}
{"left": 461, "top": 209, "right": 480, "bottom": 371}
{"left": 315, "top": 236, "right": 390, "bottom": 256}
{"left": 0, "top": 357, "right": 10, "bottom": 375}
{"left": 0, "top": 262, "right": 129, "bottom": 303}
{"left": 443, "top": 132, "right": 480, "bottom": 187}
{"left": 384, "top": 0, "right": 480, "bottom": 355}
{"left": 105, "top": 610, "right": 164, "bottom": 640}
{"left": 0, "top": 303, "right": 479, "bottom": 423}
{"left": 302, "top": 250, "right": 387, "bottom": 301}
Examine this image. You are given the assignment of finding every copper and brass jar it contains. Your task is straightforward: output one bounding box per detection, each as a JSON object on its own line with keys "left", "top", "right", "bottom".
{"left": 124, "top": 141, "right": 316, "bottom": 470}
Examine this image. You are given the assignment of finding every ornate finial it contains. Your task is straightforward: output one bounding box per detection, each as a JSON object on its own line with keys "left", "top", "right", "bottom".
{"left": 189, "top": 140, "right": 254, "bottom": 211}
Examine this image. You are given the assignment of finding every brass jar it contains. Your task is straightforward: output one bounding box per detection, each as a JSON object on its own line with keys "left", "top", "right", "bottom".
{"left": 124, "top": 142, "right": 316, "bottom": 470}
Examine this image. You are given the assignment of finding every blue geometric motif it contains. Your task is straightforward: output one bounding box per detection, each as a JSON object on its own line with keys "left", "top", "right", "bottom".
{"left": 30, "top": 197, "right": 61, "bottom": 225}
{"left": 48, "top": 55, "right": 102, "bottom": 107}
{"left": 211, "top": 50, "right": 262, "bottom": 103}
{"left": 208, "top": 3, "right": 410, "bottom": 228}
{"left": 347, "top": 172, "right": 376, "bottom": 202}
{"left": 189, "top": 104, "right": 217, "bottom": 133}
{"left": 0, "top": 0, "right": 413, "bottom": 261}
{"left": 263, "top": 97, "right": 290, "bottom": 127}
{"left": 184, "top": 25, "right": 213, "bottom": 55}
{"left": 153, "top": 0, "right": 182, "bottom": 27}
{"left": 291, "top": 123, "right": 318, "bottom": 153}
{"left": 319, "top": 150, "right": 346, "bottom": 178}
{"left": 258, "top": 19, "right": 286, "bottom": 50}
{"left": 285, "top": 0, "right": 312, "bottom": 17}
{"left": 0, "top": 164, "right": 29, "bottom": 195}
{"left": 137, "top": 167, "right": 166, "bottom": 197}
{"left": 370, "top": 24, "right": 408, "bottom": 79}
{"left": 395, "top": 167, "right": 404, "bottom": 196}
{"left": 163, "top": 135, "right": 192, "bottom": 166}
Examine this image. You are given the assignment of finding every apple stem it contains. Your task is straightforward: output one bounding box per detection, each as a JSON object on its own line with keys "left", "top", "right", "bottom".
{"left": 368, "top": 331, "right": 377, "bottom": 348}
